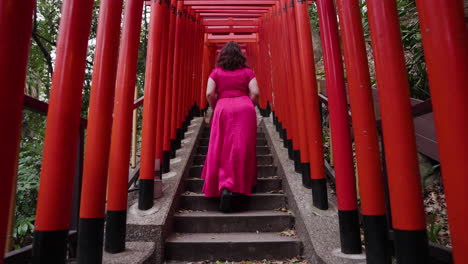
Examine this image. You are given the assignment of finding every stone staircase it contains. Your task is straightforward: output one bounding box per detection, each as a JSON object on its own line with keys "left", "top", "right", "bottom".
{"left": 164, "top": 126, "right": 303, "bottom": 262}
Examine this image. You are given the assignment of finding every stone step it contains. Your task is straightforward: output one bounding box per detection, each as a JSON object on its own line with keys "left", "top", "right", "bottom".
{"left": 192, "top": 154, "right": 274, "bottom": 166}
{"left": 184, "top": 177, "right": 282, "bottom": 193}
{"left": 196, "top": 146, "right": 270, "bottom": 155}
{"left": 201, "top": 132, "right": 266, "bottom": 139}
{"left": 198, "top": 138, "right": 267, "bottom": 147}
{"left": 165, "top": 232, "right": 302, "bottom": 261}
{"left": 179, "top": 193, "right": 287, "bottom": 211}
{"left": 189, "top": 165, "right": 277, "bottom": 178}
{"left": 173, "top": 210, "right": 294, "bottom": 233}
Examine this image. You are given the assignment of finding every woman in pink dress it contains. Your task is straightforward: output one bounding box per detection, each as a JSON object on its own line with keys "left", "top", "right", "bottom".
{"left": 201, "top": 41, "right": 260, "bottom": 212}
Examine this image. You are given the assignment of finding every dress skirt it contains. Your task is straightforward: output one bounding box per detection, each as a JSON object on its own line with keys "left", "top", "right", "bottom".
{"left": 201, "top": 95, "right": 258, "bottom": 197}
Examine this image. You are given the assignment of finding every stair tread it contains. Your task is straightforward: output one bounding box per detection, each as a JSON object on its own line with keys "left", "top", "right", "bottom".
{"left": 175, "top": 210, "right": 291, "bottom": 217}
{"left": 181, "top": 193, "right": 285, "bottom": 197}
{"left": 166, "top": 232, "right": 300, "bottom": 243}
{"left": 185, "top": 177, "right": 281, "bottom": 181}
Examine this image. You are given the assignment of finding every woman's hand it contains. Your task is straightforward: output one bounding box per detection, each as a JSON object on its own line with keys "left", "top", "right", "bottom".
{"left": 248, "top": 78, "right": 259, "bottom": 105}
{"left": 206, "top": 77, "right": 217, "bottom": 109}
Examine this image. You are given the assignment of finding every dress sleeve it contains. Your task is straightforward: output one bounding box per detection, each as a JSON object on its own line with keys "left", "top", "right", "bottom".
{"left": 245, "top": 68, "right": 256, "bottom": 82}
{"left": 208, "top": 68, "right": 217, "bottom": 82}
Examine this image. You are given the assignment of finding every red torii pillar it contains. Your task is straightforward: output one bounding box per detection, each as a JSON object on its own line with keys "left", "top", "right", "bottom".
{"left": 155, "top": 0, "right": 170, "bottom": 176}
{"left": 366, "top": 0, "right": 428, "bottom": 262}
{"left": 294, "top": 0, "right": 328, "bottom": 209}
{"left": 139, "top": 0, "right": 167, "bottom": 211}
{"left": 105, "top": 0, "right": 144, "bottom": 253}
{"left": 336, "top": 0, "right": 390, "bottom": 262}
{"left": 32, "top": 0, "right": 95, "bottom": 262}
{"left": 162, "top": 0, "right": 178, "bottom": 174}
{"left": 415, "top": 1, "right": 468, "bottom": 263}
{"left": 0, "top": 0, "right": 35, "bottom": 260}
{"left": 169, "top": 0, "right": 184, "bottom": 159}
{"left": 315, "top": 0, "right": 361, "bottom": 254}
{"left": 77, "top": 0, "right": 124, "bottom": 262}
{"left": 284, "top": 0, "right": 312, "bottom": 186}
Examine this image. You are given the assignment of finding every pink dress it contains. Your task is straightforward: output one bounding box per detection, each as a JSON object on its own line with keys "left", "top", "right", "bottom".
{"left": 201, "top": 67, "right": 258, "bottom": 197}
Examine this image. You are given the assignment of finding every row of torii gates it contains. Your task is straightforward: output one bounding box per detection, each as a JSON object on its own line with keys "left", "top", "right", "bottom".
{"left": 1, "top": 0, "right": 467, "bottom": 263}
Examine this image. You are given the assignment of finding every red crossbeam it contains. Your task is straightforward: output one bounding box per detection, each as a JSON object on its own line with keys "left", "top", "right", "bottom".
{"left": 203, "top": 18, "right": 259, "bottom": 26}
{"left": 200, "top": 13, "right": 263, "bottom": 18}
{"left": 195, "top": 9, "right": 269, "bottom": 13}
{"left": 191, "top": 5, "right": 271, "bottom": 10}
{"left": 205, "top": 26, "right": 258, "bottom": 33}
{"left": 206, "top": 33, "right": 258, "bottom": 43}
{"left": 184, "top": 1, "right": 277, "bottom": 6}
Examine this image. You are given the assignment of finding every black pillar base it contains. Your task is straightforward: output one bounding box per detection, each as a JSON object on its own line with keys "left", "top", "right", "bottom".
{"left": 287, "top": 140, "right": 294, "bottom": 160}
{"left": 170, "top": 139, "right": 177, "bottom": 159}
{"left": 293, "top": 150, "right": 302, "bottom": 173}
{"left": 301, "top": 163, "right": 312, "bottom": 189}
{"left": 266, "top": 102, "right": 272, "bottom": 116}
{"left": 176, "top": 129, "right": 183, "bottom": 149}
{"left": 162, "top": 150, "right": 171, "bottom": 173}
{"left": 78, "top": 218, "right": 105, "bottom": 264}
{"left": 338, "top": 210, "right": 362, "bottom": 254}
{"left": 281, "top": 128, "right": 287, "bottom": 142}
{"left": 138, "top": 179, "right": 154, "bottom": 210}
{"left": 363, "top": 215, "right": 392, "bottom": 264}
{"left": 394, "top": 229, "right": 429, "bottom": 264}
{"left": 105, "top": 210, "right": 127, "bottom": 254}
{"left": 33, "top": 230, "right": 68, "bottom": 264}
{"left": 311, "top": 179, "right": 328, "bottom": 210}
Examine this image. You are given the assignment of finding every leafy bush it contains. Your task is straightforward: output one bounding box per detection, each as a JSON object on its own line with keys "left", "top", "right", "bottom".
{"left": 13, "top": 111, "right": 46, "bottom": 248}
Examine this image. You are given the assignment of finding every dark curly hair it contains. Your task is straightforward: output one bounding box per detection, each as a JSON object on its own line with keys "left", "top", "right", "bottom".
{"left": 216, "top": 41, "right": 248, "bottom": 71}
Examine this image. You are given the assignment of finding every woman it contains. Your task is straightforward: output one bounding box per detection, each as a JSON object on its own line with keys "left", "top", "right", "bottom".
{"left": 201, "top": 41, "right": 260, "bottom": 213}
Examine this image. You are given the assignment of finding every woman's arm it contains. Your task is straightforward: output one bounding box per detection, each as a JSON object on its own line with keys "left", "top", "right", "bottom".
{"left": 206, "top": 77, "right": 217, "bottom": 109}
{"left": 248, "top": 77, "right": 260, "bottom": 105}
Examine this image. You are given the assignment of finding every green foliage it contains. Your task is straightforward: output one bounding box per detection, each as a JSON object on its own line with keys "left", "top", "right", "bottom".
{"left": 14, "top": 111, "right": 46, "bottom": 248}
{"left": 310, "top": 0, "right": 430, "bottom": 100}
{"left": 427, "top": 214, "right": 443, "bottom": 243}
{"left": 13, "top": 1, "right": 149, "bottom": 250}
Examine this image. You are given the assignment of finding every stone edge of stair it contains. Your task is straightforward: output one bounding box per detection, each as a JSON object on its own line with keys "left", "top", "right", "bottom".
{"left": 117, "top": 117, "right": 206, "bottom": 264}
{"left": 260, "top": 118, "right": 367, "bottom": 264}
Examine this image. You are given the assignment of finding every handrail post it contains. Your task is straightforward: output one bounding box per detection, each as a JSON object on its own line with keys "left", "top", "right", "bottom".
{"left": 415, "top": 1, "right": 468, "bottom": 263}
{"left": 336, "top": 0, "right": 390, "bottom": 262}
{"left": 366, "top": 0, "right": 429, "bottom": 262}
{"left": 0, "top": 1, "right": 35, "bottom": 260}
{"left": 105, "top": 0, "right": 144, "bottom": 253}
{"left": 315, "top": 0, "right": 362, "bottom": 254}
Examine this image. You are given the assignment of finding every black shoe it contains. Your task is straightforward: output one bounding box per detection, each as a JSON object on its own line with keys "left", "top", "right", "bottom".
{"left": 220, "top": 188, "right": 232, "bottom": 213}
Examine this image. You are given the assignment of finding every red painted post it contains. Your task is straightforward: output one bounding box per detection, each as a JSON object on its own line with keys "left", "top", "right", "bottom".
{"left": 281, "top": 0, "right": 308, "bottom": 176}
{"left": 169, "top": 1, "right": 184, "bottom": 159}
{"left": 293, "top": 0, "right": 328, "bottom": 209}
{"left": 0, "top": 1, "right": 35, "bottom": 261}
{"left": 32, "top": 0, "right": 95, "bottom": 262}
{"left": 139, "top": 0, "right": 166, "bottom": 211}
{"left": 162, "top": 0, "right": 178, "bottom": 173}
{"left": 315, "top": 0, "right": 361, "bottom": 254}
{"left": 366, "top": 0, "right": 428, "bottom": 262}
{"left": 105, "top": 0, "right": 144, "bottom": 253}
{"left": 286, "top": 0, "right": 313, "bottom": 185}
{"left": 415, "top": 1, "right": 468, "bottom": 263}
{"left": 155, "top": 1, "right": 170, "bottom": 165}
{"left": 335, "top": 0, "right": 390, "bottom": 262}
{"left": 77, "top": 0, "right": 124, "bottom": 262}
